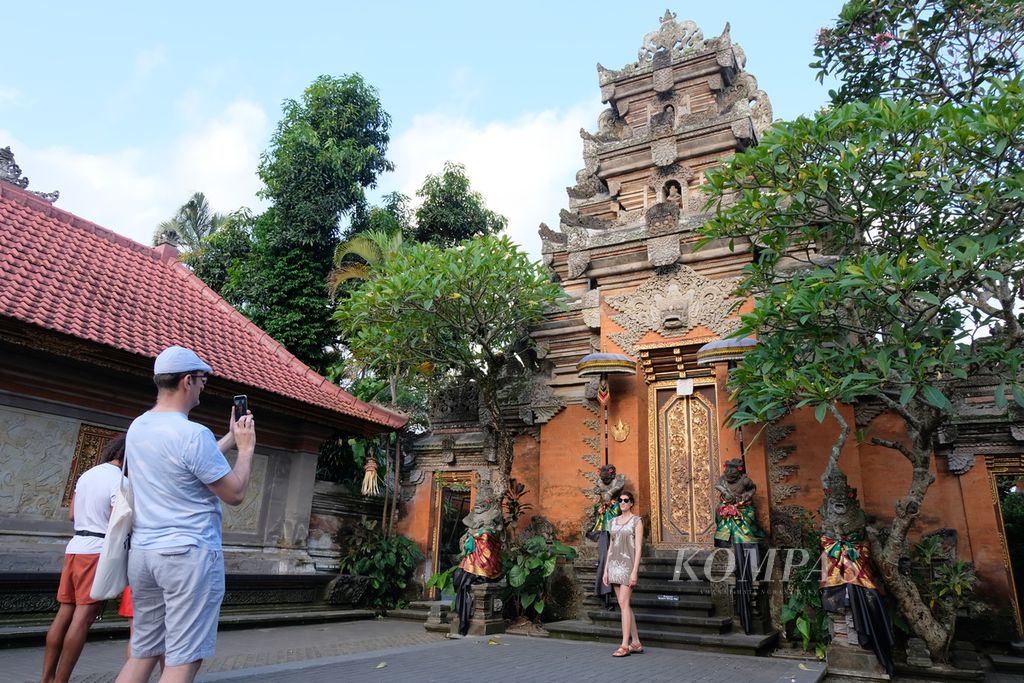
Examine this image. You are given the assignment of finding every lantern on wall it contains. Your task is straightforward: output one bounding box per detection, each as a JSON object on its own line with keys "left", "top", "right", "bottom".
{"left": 576, "top": 352, "right": 637, "bottom": 465}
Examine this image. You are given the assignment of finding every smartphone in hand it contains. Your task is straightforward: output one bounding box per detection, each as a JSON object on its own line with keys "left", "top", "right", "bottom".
{"left": 232, "top": 395, "right": 249, "bottom": 422}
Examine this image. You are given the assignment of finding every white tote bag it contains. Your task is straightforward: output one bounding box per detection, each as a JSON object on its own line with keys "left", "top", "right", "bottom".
{"left": 90, "top": 457, "right": 133, "bottom": 600}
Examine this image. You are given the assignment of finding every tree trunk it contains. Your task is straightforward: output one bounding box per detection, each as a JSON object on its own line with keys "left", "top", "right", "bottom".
{"left": 389, "top": 435, "right": 400, "bottom": 537}
{"left": 868, "top": 440, "right": 950, "bottom": 658}
{"left": 480, "top": 383, "right": 513, "bottom": 501}
{"left": 385, "top": 370, "right": 400, "bottom": 538}
{"left": 491, "top": 431, "right": 514, "bottom": 502}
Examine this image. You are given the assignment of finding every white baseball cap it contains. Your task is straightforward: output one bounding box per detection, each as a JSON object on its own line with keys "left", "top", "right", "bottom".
{"left": 153, "top": 346, "right": 213, "bottom": 375}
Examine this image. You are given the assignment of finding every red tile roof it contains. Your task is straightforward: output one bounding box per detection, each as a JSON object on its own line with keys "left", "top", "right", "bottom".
{"left": 0, "top": 181, "right": 405, "bottom": 431}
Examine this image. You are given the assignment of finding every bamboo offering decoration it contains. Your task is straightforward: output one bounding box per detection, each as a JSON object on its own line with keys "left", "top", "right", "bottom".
{"left": 361, "top": 458, "right": 381, "bottom": 496}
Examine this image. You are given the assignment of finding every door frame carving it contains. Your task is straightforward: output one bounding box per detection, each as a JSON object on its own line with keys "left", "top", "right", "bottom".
{"left": 429, "top": 470, "right": 474, "bottom": 598}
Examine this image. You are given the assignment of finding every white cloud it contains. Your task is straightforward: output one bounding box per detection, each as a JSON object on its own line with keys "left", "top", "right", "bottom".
{"left": 389, "top": 99, "right": 603, "bottom": 260}
{"left": 171, "top": 100, "right": 268, "bottom": 215}
{"left": 0, "top": 98, "right": 268, "bottom": 246}
{"left": 6, "top": 97, "right": 600, "bottom": 260}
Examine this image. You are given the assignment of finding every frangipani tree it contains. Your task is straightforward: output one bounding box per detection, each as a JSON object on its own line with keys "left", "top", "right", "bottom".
{"left": 335, "top": 235, "right": 563, "bottom": 499}
{"left": 699, "top": 0, "right": 1024, "bottom": 656}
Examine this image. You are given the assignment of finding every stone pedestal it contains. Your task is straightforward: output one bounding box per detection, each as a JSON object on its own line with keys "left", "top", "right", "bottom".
{"left": 905, "top": 637, "right": 933, "bottom": 668}
{"left": 826, "top": 613, "right": 890, "bottom": 681}
{"left": 451, "top": 580, "right": 506, "bottom": 636}
{"left": 424, "top": 601, "right": 451, "bottom": 633}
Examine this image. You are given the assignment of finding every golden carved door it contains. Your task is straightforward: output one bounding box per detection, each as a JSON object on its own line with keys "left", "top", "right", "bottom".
{"left": 648, "top": 380, "right": 720, "bottom": 546}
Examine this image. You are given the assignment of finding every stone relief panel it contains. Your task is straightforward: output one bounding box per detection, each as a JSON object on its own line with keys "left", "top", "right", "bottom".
{"left": 0, "top": 406, "right": 79, "bottom": 520}
{"left": 222, "top": 452, "right": 267, "bottom": 533}
{"left": 606, "top": 266, "right": 742, "bottom": 354}
{"left": 766, "top": 423, "right": 803, "bottom": 548}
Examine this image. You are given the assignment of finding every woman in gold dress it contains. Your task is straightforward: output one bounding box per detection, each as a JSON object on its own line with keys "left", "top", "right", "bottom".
{"left": 602, "top": 491, "right": 644, "bottom": 657}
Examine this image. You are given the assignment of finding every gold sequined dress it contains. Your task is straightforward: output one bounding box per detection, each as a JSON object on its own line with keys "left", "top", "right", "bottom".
{"left": 606, "top": 515, "right": 640, "bottom": 585}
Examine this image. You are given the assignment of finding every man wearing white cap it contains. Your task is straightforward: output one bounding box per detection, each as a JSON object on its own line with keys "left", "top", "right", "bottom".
{"left": 116, "top": 346, "right": 256, "bottom": 683}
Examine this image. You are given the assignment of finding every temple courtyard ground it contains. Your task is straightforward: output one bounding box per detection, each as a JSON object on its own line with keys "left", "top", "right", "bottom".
{"left": 1, "top": 618, "right": 1018, "bottom": 682}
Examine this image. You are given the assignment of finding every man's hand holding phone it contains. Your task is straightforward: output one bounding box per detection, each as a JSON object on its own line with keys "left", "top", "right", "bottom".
{"left": 220, "top": 395, "right": 255, "bottom": 456}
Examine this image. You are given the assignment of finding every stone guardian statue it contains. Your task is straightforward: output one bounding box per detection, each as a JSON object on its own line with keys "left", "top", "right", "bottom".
{"left": 586, "top": 464, "right": 626, "bottom": 604}
{"left": 713, "top": 458, "right": 764, "bottom": 634}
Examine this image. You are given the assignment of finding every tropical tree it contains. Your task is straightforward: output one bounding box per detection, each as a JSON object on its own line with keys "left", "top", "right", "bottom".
{"left": 228, "top": 74, "right": 393, "bottom": 371}
{"left": 181, "top": 208, "right": 254, "bottom": 293}
{"left": 812, "top": 0, "right": 1024, "bottom": 107}
{"left": 343, "top": 191, "right": 413, "bottom": 241}
{"left": 698, "top": 0, "right": 1024, "bottom": 657}
{"left": 153, "top": 191, "right": 225, "bottom": 250}
{"left": 413, "top": 162, "right": 507, "bottom": 247}
{"left": 335, "top": 235, "right": 563, "bottom": 499}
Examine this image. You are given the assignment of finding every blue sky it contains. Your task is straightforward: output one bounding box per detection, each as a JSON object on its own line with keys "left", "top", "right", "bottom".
{"left": 1, "top": 1, "right": 846, "bottom": 259}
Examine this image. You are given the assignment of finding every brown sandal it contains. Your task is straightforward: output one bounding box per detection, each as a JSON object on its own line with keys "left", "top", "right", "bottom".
{"left": 629, "top": 642, "right": 644, "bottom": 654}
{"left": 612, "top": 646, "right": 631, "bottom": 657}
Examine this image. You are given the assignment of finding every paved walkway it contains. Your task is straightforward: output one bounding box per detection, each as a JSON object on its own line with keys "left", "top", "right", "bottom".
{"left": 6, "top": 617, "right": 1021, "bottom": 682}
{"left": 3, "top": 618, "right": 824, "bottom": 683}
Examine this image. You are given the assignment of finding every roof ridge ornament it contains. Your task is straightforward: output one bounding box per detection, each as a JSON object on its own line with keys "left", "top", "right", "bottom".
{"left": 638, "top": 10, "right": 705, "bottom": 63}
{"left": 0, "top": 146, "right": 59, "bottom": 203}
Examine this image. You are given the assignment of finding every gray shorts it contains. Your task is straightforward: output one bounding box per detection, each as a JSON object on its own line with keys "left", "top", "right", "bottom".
{"left": 128, "top": 545, "right": 225, "bottom": 667}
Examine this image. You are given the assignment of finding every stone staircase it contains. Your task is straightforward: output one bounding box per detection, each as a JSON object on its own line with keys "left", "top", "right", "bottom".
{"left": 546, "top": 547, "right": 778, "bottom": 655}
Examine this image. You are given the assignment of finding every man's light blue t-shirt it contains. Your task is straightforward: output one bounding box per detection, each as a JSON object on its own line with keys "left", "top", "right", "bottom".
{"left": 126, "top": 411, "right": 232, "bottom": 550}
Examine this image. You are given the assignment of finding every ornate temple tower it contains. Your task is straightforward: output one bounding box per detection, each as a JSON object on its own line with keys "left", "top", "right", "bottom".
{"left": 529, "top": 12, "right": 774, "bottom": 548}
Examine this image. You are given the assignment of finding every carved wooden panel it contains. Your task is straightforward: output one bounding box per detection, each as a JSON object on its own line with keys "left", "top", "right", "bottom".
{"left": 649, "top": 381, "right": 719, "bottom": 546}
{"left": 63, "top": 424, "right": 122, "bottom": 507}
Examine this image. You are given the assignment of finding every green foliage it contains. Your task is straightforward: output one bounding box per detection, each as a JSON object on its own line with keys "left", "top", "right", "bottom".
{"left": 813, "top": 0, "right": 1024, "bottom": 106}
{"left": 181, "top": 208, "right": 254, "bottom": 293}
{"left": 930, "top": 560, "right": 977, "bottom": 609}
{"left": 414, "top": 162, "right": 508, "bottom": 247}
{"left": 502, "top": 535, "right": 576, "bottom": 621}
{"left": 779, "top": 522, "right": 830, "bottom": 658}
{"left": 703, "top": 79, "right": 1024, "bottom": 432}
{"left": 912, "top": 535, "right": 944, "bottom": 566}
{"left": 222, "top": 74, "right": 393, "bottom": 371}
{"left": 1001, "top": 486, "right": 1024, "bottom": 541}
{"left": 257, "top": 74, "right": 393, "bottom": 242}
{"left": 316, "top": 373, "right": 409, "bottom": 485}
{"left": 702, "top": 0, "right": 1023, "bottom": 657}
{"left": 344, "top": 191, "right": 413, "bottom": 241}
{"left": 316, "top": 431, "right": 385, "bottom": 488}
{"left": 910, "top": 537, "right": 978, "bottom": 612}
{"left": 338, "top": 521, "right": 423, "bottom": 613}
{"left": 336, "top": 234, "right": 562, "bottom": 385}
{"left": 704, "top": 4, "right": 1024, "bottom": 655}
{"left": 334, "top": 235, "right": 563, "bottom": 492}
{"left": 426, "top": 565, "right": 456, "bottom": 599}
{"left": 328, "top": 229, "right": 406, "bottom": 297}
{"left": 154, "top": 191, "right": 226, "bottom": 250}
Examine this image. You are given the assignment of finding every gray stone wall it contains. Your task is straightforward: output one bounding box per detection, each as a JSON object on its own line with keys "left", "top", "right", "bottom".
{"left": 0, "top": 400, "right": 316, "bottom": 575}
